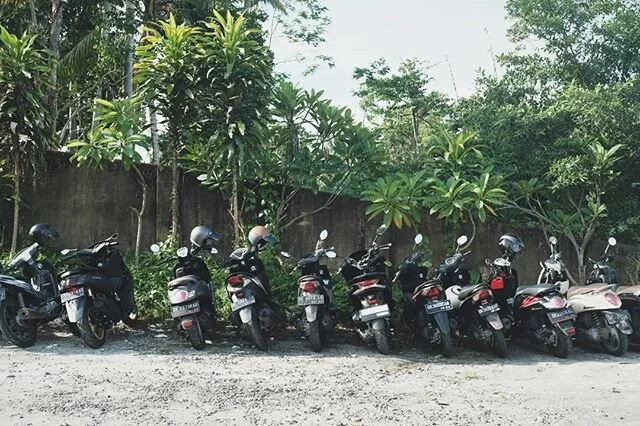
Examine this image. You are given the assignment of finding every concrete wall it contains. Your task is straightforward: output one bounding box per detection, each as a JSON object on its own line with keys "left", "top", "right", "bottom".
{"left": 2, "top": 152, "right": 638, "bottom": 284}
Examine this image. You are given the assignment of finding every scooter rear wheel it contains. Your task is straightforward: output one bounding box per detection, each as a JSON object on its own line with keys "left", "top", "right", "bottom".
{"left": 186, "top": 318, "right": 205, "bottom": 350}
{"left": 601, "top": 327, "right": 628, "bottom": 356}
{"left": 491, "top": 328, "right": 508, "bottom": 358}
{"left": 0, "top": 298, "right": 37, "bottom": 348}
{"left": 308, "top": 319, "right": 323, "bottom": 352}
{"left": 78, "top": 305, "right": 106, "bottom": 349}
{"left": 546, "top": 331, "right": 570, "bottom": 358}
{"left": 249, "top": 306, "right": 268, "bottom": 351}
{"left": 374, "top": 325, "right": 391, "bottom": 355}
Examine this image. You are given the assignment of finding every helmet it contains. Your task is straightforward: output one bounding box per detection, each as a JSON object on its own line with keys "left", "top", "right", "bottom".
{"left": 248, "top": 225, "right": 277, "bottom": 249}
{"left": 498, "top": 233, "right": 524, "bottom": 255}
{"left": 189, "top": 225, "right": 221, "bottom": 249}
{"left": 28, "top": 224, "right": 59, "bottom": 246}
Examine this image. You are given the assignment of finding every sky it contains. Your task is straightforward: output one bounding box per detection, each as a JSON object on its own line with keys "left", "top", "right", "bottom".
{"left": 269, "top": 0, "right": 515, "bottom": 117}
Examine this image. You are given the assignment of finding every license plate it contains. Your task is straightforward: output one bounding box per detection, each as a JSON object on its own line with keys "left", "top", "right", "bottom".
{"left": 425, "top": 299, "right": 452, "bottom": 314}
{"left": 61, "top": 287, "right": 85, "bottom": 303}
{"left": 359, "top": 304, "right": 390, "bottom": 322}
{"left": 232, "top": 295, "right": 255, "bottom": 312}
{"left": 0, "top": 287, "right": 5, "bottom": 301}
{"left": 171, "top": 300, "right": 200, "bottom": 318}
{"left": 547, "top": 307, "right": 576, "bottom": 323}
{"left": 477, "top": 303, "right": 500, "bottom": 317}
{"left": 605, "top": 311, "right": 629, "bottom": 325}
{"left": 297, "top": 294, "right": 325, "bottom": 306}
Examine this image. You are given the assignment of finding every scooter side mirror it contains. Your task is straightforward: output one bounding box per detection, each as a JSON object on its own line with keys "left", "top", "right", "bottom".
{"left": 608, "top": 237, "right": 617, "bottom": 247}
{"left": 485, "top": 258, "right": 492, "bottom": 266}
{"left": 150, "top": 244, "right": 160, "bottom": 254}
{"left": 549, "top": 236, "right": 557, "bottom": 245}
{"left": 280, "top": 251, "right": 291, "bottom": 258}
{"left": 414, "top": 234, "right": 423, "bottom": 245}
{"left": 325, "top": 250, "right": 337, "bottom": 259}
{"left": 210, "top": 247, "right": 218, "bottom": 254}
{"left": 319, "top": 229, "right": 328, "bottom": 241}
{"left": 376, "top": 224, "right": 387, "bottom": 236}
{"left": 177, "top": 247, "right": 188, "bottom": 258}
{"left": 60, "top": 249, "right": 71, "bottom": 255}
{"left": 108, "top": 233, "right": 119, "bottom": 241}
{"left": 456, "top": 235, "right": 468, "bottom": 247}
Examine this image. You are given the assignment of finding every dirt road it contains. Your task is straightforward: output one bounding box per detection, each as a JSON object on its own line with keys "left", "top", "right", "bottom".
{"left": 0, "top": 325, "right": 638, "bottom": 426}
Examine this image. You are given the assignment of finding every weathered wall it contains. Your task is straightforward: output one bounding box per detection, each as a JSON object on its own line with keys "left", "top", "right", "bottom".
{"left": 2, "top": 152, "right": 638, "bottom": 284}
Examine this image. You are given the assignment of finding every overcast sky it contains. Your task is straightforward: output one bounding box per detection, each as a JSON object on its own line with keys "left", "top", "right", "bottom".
{"left": 270, "top": 0, "right": 514, "bottom": 116}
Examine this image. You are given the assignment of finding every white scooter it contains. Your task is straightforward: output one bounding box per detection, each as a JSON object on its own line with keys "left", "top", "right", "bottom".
{"left": 564, "top": 237, "right": 632, "bottom": 356}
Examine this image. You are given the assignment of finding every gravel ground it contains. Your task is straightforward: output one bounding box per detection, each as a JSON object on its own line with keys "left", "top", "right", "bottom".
{"left": 0, "top": 324, "right": 638, "bottom": 426}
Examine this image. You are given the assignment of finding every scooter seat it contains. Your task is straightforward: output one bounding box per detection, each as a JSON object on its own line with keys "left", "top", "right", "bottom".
{"left": 457, "top": 283, "right": 487, "bottom": 300}
{"left": 567, "top": 284, "right": 612, "bottom": 297}
{"left": 515, "top": 284, "right": 557, "bottom": 297}
{"left": 616, "top": 285, "right": 640, "bottom": 297}
{"left": 59, "top": 268, "right": 93, "bottom": 279}
{"left": 168, "top": 275, "right": 203, "bottom": 289}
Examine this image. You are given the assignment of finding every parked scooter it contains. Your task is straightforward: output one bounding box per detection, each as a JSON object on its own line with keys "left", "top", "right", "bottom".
{"left": 58, "top": 233, "right": 137, "bottom": 348}
{"left": 151, "top": 225, "right": 221, "bottom": 350}
{"left": 394, "top": 234, "right": 454, "bottom": 357}
{"left": 563, "top": 237, "right": 632, "bottom": 356}
{"left": 484, "top": 234, "right": 525, "bottom": 337}
{"left": 223, "top": 226, "right": 279, "bottom": 351}
{"left": 0, "top": 224, "right": 62, "bottom": 347}
{"left": 616, "top": 271, "right": 640, "bottom": 344}
{"left": 284, "top": 229, "right": 337, "bottom": 352}
{"left": 443, "top": 235, "right": 508, "bottom": 358}
{"left": 340, "top": 224, "right": 395, "bottom": 355}
{"left": 498, "top": 235, "right": 576, "bottom": 358}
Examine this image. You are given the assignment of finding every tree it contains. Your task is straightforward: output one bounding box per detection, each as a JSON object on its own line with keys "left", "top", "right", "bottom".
{"left": 67, "top": 96, "right": 150, "bottom": 258}
{"left": 187, "top": 10, "right": 273, "bottom": 244}
{"left": 505, "top": 142, "right": 624, "bottom": 284}
{"left": 0, "top": 26, "right": 53, "bottom": 252}
{"left": 135, "top": 14, "right": 201, "bottom": 241}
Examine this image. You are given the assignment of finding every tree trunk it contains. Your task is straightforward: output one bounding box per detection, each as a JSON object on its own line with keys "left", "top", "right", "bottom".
{"left": 10, "top": 136, "right": 21, "bottom": 254}
{"left": 48, "top": 0, "right": 64, "bottom": 133}
{"left": 149, "top": 106, "right": 160, "bottom": 165}
{"left": 231, "top": 161, "right": 240, "bottom": 245}
{"left": 132, "top": 165, "right": 147, "bottom": 259}
{"left": 411, "top": 108, "right": 419, "bottom": 148}
{"left": 170, "top": 138, "right": 180, "bottom": 242}
{"left": 28, "top": 0, "right": 38, "bottom": 31}
{"left": 124, "top": 0, "right": 135, "bottom": 98}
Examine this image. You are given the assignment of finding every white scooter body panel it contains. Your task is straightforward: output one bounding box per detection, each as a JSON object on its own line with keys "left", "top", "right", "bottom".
{"left": 445, "top": 285, "right": 463, "bottom": 310}
{"left": 567, "top": 290, "right": 621, "bottom": 314}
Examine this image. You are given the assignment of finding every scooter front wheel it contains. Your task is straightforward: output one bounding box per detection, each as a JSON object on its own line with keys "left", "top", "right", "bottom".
{"left": 0, "top": 297, "right": 37, "bottom": 348}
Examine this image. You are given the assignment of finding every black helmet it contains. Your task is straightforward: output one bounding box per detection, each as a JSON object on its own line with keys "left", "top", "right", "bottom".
{"left": 498, "top": 233, "right": 524, "bottom": 255}
{"left": 248, "top": 225, "right": 277, "bottom": 249}
{"left": 189, "top": 225, "right": 221, "bottom": 249}
{"left": 28, "top": 224, "right": 59, "bottom": 245}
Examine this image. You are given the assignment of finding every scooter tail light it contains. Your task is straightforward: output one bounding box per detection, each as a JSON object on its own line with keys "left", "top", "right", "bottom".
{"left": 357, "top": 279, "right": 378, "bottom": 288}
{"left": 473, "top": 290, "right": 491, "bottom": 302}
{"left": 424, "top": 286, "right": 441, "bottom": 299}
{"left": 171, "top": 289, "right": 189, "bottom": 303}
{"left": 300, "top": 280, "right": 317, "bottom": 293}
{"left": 227, "top": 275, "right": 244, "bottom": 287}
{"left": 604, "top": 291, "right": 621, "bottom": 306}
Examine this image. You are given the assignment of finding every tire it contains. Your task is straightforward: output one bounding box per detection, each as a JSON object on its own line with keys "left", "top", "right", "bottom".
{"left": 0, "top": 298, "right": 37, "bottom": 348}
{"left": 601, "top": 327, "right": 629, "bottom": 356}
{"left": 546, "top": 330, "right": 571, "bottom": 358}
{"left": 67, "top": 322, "right": 80, "bottom": 337}
{"left": 491, "top": 328, "right": 508, "bottom": 358}
{"left": 249, "top": 306, "right": 268, "bottom": 351}
{"left": 308, "top": 319, "right": 323, "bottom": 352}
{"left": 186, "top": 318, "right": 205, "bottom": 350}
{"left": 77, "top": 304, "right": 106, "bottom": 349}
{"left": 373, "top": 324, "right": 391, "bottom": 355}
{"left": 440, "top": 331, "right": 454, "bottom": 357}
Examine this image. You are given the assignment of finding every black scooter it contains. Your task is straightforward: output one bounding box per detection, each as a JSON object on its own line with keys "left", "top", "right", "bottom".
{"left": 0, "top": 224, "right": 62, "bottom": 347}
{"left": 283, "top": 229, "right": 337, "bottom": 352}
{"left": 151, "top": 235, "right": 220, "bottom": 350}
{"left": 223, "top": 242, "right": 278, "bottom": 351}
{"left": 340, "top": 224, "right": 395, "bottom": 355}
{"left": 394, "top": 233, "right": 454, "bottom": 357}
{"left": 58, "top": 233, "right": 137, "bottom": 348}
